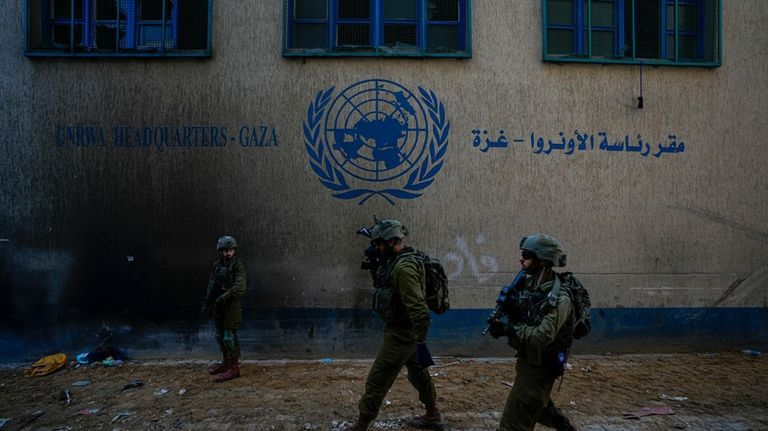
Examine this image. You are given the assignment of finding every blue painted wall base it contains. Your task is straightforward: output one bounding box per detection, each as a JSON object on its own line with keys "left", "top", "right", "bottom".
{"left": 1, "top": 307, "right": 766, "bottom": 362}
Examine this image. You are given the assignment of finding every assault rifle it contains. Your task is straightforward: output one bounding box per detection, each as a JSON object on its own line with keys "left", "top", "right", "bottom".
{"left": 482, "top": 270, "right": 526, "bottom": 335}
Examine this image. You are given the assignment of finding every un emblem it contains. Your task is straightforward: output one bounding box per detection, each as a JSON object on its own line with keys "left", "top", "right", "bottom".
{"left": 304, "top": 79, "right": 449, "bottom": 205}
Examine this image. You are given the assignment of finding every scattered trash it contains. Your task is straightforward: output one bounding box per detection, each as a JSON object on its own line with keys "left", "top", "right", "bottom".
{"left": 111, "top": 412, "right": 133, "bottom": 424}
{"left": 319, "top": 358, "right": 334, "bottom": 364}
{"left": 85, "top": 344, "right": 128, "bottom": 365}
{"left": 303, "top": 423, "right": 319, "bottom": 430}
{"left": 565, "top": 363, "right": 573, "bottom": 370}
{"left": 623, "top": 406, "right": 674, "bottom": 419}
{"left": 72, "top": 380, "right": 92, "bottom": 387}
{"left": 101, "top": 357, "right": 124, "bottom": 367}
{"left": 174, "top": 418, "right": 185, "bottom": 429}
{"left": 742, "top": 349, "right": 762, "bottom": 357}
{"left": 52, "top": 426, "right": 73, "bottom": 431}
{"left": 430, "top": 372, "right": 439, "bottom": 377}
{"left": 569, "top": 401, "right": 576, "bottom": 407}
{"left": 76, "top": 353, "right": 90, "bottom": 365}
{"left": 24, "top": 353, "right": 67, "bottom": 377}
{"left": 178, "top": 389, "right": 187, "bottom": 396}
{"left": 501, "top": 381, "right": 514, "bottom": 389}
{"left": 57, "top": 389, "right": 72, "bottom": 406}
{"left": 165, "top": 409, "right": 174, "bottom": 415}
{"left": 121, "top": 380, "right": 144, "bottom": 391}
{"left": 0, "top": 418, "right": 10, "bottom": 428}
{"left": 432, "top": 360, "right": 461, "bottom": 369}
{"left": 384, "top": 400, "right": 392, "bottom": 406}
{"left": 72, "top": 408, "right": 100, "bottom": 416}
{"left": 581, "top": 366, "right": 592, "bottom": 373}
{"left": 154, "top": 388, "right": 170, "bottom": 396}
{"left": 661, "top": 394, "right": 689, "bottom": 402}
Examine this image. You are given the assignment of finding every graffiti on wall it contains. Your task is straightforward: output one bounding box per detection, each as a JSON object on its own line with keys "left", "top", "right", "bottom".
{"left": 304, "top": 79, "right": 450, "bottom": 205}
{"left": 54, "top": 125, "right": 279, "bottom": 150}
{"left": 442, "top": 234, "right": 499, "bottom": 283}
{"left": 471, "top": 129, "right": 686, "bottom": 158}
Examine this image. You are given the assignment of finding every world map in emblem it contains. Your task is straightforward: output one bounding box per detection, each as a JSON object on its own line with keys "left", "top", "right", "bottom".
{"left": 304, "top": 79, "right": 450, "bottom": 205}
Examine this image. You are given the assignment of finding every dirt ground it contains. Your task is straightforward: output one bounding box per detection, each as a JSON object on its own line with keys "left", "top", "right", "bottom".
{"left": 1, "top": 353, "right": 767, "bottom": 431}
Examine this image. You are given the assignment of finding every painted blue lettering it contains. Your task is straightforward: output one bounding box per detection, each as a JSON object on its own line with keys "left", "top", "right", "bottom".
{"left": 239, "top": 126, "right": 249, "bottom": 147}
{"left": 267, "top": 128, "right": 278, "bottom": 146}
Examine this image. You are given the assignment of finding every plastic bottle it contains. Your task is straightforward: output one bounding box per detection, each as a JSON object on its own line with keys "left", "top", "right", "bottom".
{"left": 741, "top": 349, "right": 762, "bottom": 357}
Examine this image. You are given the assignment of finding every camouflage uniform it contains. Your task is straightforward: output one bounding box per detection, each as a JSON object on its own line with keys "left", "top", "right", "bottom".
{"left": 499, "top": 275, "right": 576, "bottom": 431}
{"left": 358, "top": 247, "right": 436, "bottom": 420}
{"left": 205, "top": 256, "right": 247, "bottom": 360}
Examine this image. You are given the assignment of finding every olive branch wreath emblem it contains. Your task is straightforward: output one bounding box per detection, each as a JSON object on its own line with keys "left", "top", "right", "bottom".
{"left": 304, "top": 84, "right": 449, "bottom": 205}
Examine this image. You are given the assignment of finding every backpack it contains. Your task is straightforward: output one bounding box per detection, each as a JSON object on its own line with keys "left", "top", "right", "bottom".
{"left": 411, "top": 251, "right": 450, "bottom": 314}
{"left": 558, "top": 272, "right": 591, "bottom": 339}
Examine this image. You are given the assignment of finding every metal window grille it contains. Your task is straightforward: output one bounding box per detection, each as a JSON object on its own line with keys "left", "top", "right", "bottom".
{"left": 284, "top": 0, "right": 471, "bottom": 58}
{"left": 25, "top": 0, "right": 211, "bottom": 57}
{"left": 544, "top": 0, "right": 720, "bottom": 66}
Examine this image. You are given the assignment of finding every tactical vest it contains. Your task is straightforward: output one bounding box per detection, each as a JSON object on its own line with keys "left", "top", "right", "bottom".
{"left": 372, "top": 248, "right": 415, "bottom": 327}
{"left": 206, "top": 259, "right": 234, "bottom": 304}
{"left": 515, "top": 276, "right": 574, "bottom": 357}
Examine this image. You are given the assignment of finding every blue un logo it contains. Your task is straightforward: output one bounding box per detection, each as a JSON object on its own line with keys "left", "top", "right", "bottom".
{"left": 304, "top": 79, "right": 450, "bottom": 205}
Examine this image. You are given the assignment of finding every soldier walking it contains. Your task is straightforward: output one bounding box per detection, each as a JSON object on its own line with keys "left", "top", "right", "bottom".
{"left": 344, "top": 219, "right": 444, "bottom": 431}
{"left": 202, "top": 235, "right": 247, "bottom": 383}
{"left": 488, "top": 234, "right": 579, "bottom": 431}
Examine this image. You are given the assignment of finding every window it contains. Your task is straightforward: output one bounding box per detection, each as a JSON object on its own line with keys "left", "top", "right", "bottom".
{"left": 284, "top": 0, "right": 472, "bottom": 57}
{"left": 25, "top": 0, "right": 211, "bottom": 57}
{"left": 543, "top": 0, "right": 721, "bottom": 66}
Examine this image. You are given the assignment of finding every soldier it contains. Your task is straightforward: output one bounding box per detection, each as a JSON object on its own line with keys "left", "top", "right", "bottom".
{"left": 344, "top": 219, "right": 444, "bottom": 431}
{"left": 488, "top": 234, "right": 578, "bottom": 431}
{"left": 202, "top": 235, "right": 247, "bottom": 383}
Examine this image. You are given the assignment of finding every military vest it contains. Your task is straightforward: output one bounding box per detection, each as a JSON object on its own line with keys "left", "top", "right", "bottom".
{"left": 372, "top": 248, "right": 416, "bottom": 326}
{"left": 515, "top": 276, "right": 574, "bottom": 353}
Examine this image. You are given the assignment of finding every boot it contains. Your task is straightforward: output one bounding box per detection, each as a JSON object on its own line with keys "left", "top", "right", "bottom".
{"left": 213, "top": 360, "right": 240, "bottom": 383}
{"left": 208, "top": 352, "right": 228, "bottom": 375}
{"left": 342, "top": 416, "right": 372, "bottom": 431}
{"left": 408, "top": 404, "right": 444, "bottom": 431}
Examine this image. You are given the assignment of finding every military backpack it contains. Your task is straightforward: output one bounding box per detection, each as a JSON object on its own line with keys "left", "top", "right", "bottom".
{"left": 557, "top": 272, "right": 591, "bottom": 339}
{"left": 411, "top": 251, "right": 450, "bottom": 314}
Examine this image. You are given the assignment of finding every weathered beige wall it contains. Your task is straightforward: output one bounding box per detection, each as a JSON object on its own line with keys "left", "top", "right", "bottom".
{"left": 1, "top": 1, "right": 766, "bottom": 315}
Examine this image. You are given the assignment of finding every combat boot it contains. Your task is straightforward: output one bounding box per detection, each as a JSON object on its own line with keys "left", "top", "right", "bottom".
{"left": 208, "top": 352, "right": 228, "bottom": 375}
{"left": 342, "top": 416, "right": 372, "bottom": 431}
{"left": 408, "top": 403, "right": 444, "bottom": 431}
{"left": 213, "top": 360, "right": 240, "bottom": 383}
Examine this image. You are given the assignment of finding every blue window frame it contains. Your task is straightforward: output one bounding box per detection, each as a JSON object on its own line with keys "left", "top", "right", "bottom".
{"left": 25, "top": 0, "right": 212, "bottom": 57}
{"left": 283, "top": 0, "right": 472, "bottom": 58}
{"left": 543, "top": 0, "right": 721, "bottom": 66}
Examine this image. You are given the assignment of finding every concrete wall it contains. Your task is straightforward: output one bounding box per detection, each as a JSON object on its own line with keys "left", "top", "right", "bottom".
{"left": 1, "top": 1, "right": 767, "bottom": 360}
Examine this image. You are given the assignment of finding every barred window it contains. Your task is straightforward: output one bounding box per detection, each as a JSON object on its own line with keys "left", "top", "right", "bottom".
{"left": 284, "top": 0, "right": 472, "bottom": 58}
{"left": 543, "top": 0, "right": 721, "bottom": 66}
{"left": 25, "top": 0, "right": 211, "bottom": 57}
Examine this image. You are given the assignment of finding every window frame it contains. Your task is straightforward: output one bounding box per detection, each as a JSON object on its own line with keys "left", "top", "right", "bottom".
{"left": 24, "top": 0, "right": 212, "bottom": 58}
{"left": 283, "top": 0, "right": 472, "bottom": 58}
{"left": 542, "top": 0, "right": 721, "bottom": 67}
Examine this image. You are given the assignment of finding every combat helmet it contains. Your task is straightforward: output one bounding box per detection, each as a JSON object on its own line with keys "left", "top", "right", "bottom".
{"left": 371, "top": 219, "right": 408, "bottom": 242}
{"left": 520, "top": 234, "right": 566, "bottom": 267}
{"left": 216, "top": 235, "right": 238, "bottom": 250}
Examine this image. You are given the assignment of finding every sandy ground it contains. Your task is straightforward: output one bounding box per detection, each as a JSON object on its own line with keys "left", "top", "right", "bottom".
{"left": 1, "top": 353, "right": 766, "bottom": 431}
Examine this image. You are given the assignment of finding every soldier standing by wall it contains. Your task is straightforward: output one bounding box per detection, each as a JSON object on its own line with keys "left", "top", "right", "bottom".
{"left": 202, "top": 235, "right": 247, "bottom": 383}
{"left": 488, "top": 234, "right": 578, "bottom": 431}
{"left": 344, "top": 219, "right": 444, "bottom": 431}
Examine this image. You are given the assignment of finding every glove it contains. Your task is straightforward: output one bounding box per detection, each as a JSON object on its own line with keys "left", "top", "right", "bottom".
{"left": 488, "top": 320, "right": 512, "bottom": 339}
{"left": 223, "top": 330, "right": 235, "bottom": 352}
{"left": 416, "top": 342, "right": 435, "bottom": 368}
